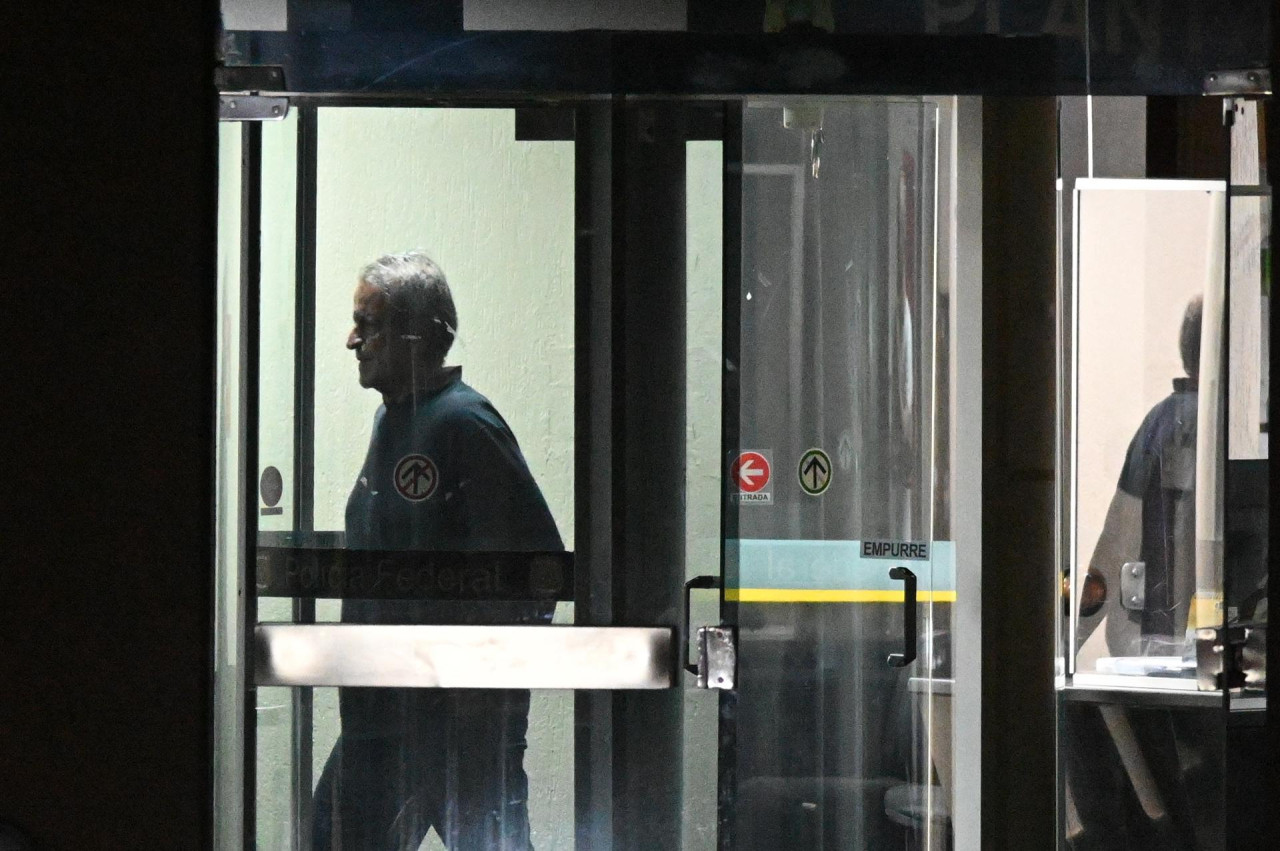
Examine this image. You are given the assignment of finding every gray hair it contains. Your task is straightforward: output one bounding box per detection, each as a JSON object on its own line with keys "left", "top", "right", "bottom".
{"left": 1180, "top": 294, "right": 1202, "bottom": 378}
{"left": 360, "top": 250, "right": 458, "bottom": 365}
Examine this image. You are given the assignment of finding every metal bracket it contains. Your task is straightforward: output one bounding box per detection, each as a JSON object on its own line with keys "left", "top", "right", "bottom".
{"left": 682, "top": 574, "right": 735, "bottom": 690}
{"left": 1194, "top": 626, "right": 1252, "bottom": 691}
{"left": 695, "top": 626, "right": 736, "bottom": 690}
{"left": 220, "top": 95, "right": 289, "bottom": 122}
{"left": 1203, "top": 69, "right": 1271, "bottom": 97}
{"left": 217, "top": 65, "right": 288, "bottom": 122}
{"left": 1119, "top": 561, "right": 1146, "bottom": 611}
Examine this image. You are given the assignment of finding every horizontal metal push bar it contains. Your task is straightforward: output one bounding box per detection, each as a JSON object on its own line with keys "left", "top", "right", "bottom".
{"left": 255, "top": 624, "right": 675, "bottom": 690}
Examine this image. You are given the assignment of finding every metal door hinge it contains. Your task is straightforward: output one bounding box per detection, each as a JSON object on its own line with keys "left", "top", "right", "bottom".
{"left": 1203, "top": 69, "right": 1271, "bottom": 97}
{"left": 217, "top": 65, "right": 289, "bottom": 122}
{"left": 695, "top": 626, "right": 736, "bottom": 690}
{"left": 220, "top": 95, "right": 289, "bottom": 122}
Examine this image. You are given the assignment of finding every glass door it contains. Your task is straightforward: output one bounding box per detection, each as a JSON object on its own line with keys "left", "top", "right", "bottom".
{"left": 217, "top": 99, "right": 730, "bottom": 851}
{"left": 215, "top": 95, "right": 969, "bottom": 850}
{"left": 722, "top": 98, "right": 959, "bottom": 850}
{"left": 254, "top": 104, "right": 587, "bottom": 850}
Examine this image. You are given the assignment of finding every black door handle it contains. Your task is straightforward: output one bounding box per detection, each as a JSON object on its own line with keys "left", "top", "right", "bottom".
{"left": 683, "top": 575, "right": 721, "bottom": 674}
{"left": 887, "top": 566, "right": 917, "bottom": 667}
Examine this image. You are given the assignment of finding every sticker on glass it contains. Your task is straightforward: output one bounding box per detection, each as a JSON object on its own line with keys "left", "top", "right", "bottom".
{"left": 730, "top": 450, "right": 773, "bottom": 505}
{"left": 393, "top": 454, "right": 439, "bottom": 502}
{"left": 797, "top": 448, "right": 832, "bottom": 496}
{"left": 861, "top": 540, "right": 930, "bottom": 560}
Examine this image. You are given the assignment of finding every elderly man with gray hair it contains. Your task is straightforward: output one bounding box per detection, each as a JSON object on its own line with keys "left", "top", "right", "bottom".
{"left": 313, "top": 250, "right": 562, "bottom": 850}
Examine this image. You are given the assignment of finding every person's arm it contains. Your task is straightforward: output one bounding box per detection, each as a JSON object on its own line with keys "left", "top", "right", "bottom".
{"left": 1076, "top": 418, "right": 1151, "bottom": 654}
{"left": 450, "top": 408, "right": 564, "bottom": 553}
{"left": 1075, "top": 487, "right": 1143, "bottom": 649}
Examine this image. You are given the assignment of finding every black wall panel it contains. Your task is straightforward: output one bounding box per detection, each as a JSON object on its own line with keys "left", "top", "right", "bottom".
{"left": 0, "top": 3, "right": 217, "bottom": 847}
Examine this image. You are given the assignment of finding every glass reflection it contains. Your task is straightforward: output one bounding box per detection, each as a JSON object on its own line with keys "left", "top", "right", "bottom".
{"left": 1076, "top": 296, "right": 1203, "bottom": 671}
{"left": 1065, "top": 179, "right": 1229, "bottom": 851}
{"left": 1072, "top": 181, "right": 1227, "bottom": 681}
{"left": 731, "top": 99, "right": 946, "bottom": 849}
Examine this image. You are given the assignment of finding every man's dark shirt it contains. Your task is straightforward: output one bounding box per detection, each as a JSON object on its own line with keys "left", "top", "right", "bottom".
{"left": 333, "top": 366, "right": 562, "bottom": 753}
{"left": 342, "top": 366, "right": 563, "bottom": 626}
{"left": 315, "top": 368, "right": 557, "bottom": 848}
{"left": 1115, "top": 377, "right": 1198, "bottom": 639}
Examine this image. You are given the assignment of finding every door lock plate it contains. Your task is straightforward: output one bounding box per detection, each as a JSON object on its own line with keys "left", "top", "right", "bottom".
{"left": 696, "top": 626, "right": 736, "bottom": 690}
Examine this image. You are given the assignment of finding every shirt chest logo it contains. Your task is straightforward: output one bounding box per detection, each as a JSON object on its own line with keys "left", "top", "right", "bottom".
{"left": 393, "top": 454, "right": 439, "bottom": 502}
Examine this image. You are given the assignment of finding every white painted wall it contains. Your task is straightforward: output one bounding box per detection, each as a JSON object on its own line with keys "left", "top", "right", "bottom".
{"left": 258, "top": 112, "right": 298, "bottom": 538}
{"left": 311, "top": 108, "right": 576, "bottom": 543}
{"left": 1228, "top": 100, "right": 1269, "bottom": 461}
{"left": 1075, "top": 183, "right": 1223, "bottom": 572}
{"left": 683, "top": 140, "right": 723, "bottom": 851}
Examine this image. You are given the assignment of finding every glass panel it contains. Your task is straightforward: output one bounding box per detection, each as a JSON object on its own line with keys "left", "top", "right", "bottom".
{"left": 727, "top": 98, "right": 947, "bottom": 849}
{"left": 1062, "top": 176, "right": 1230, "bottom": 851}
{"left": 1070, "top": 179, "right": 1227, "bottom": 685}
{"left": 251, "top": 106, "right": 578, "bottom": 849}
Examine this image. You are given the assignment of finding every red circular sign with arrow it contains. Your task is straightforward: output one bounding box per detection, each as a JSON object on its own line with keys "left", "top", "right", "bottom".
{"left": 730, "top": 451, "right": 771, "bottom": 493}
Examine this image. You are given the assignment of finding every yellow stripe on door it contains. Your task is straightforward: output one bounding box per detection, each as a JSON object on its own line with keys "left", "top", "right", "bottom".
{"left": 725, "top": 589, "right": 958, "bottom": 603}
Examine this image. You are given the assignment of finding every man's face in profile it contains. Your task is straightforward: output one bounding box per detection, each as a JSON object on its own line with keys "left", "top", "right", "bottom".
{"left": 347, "top": 278, "right": 408, "bottom": 393}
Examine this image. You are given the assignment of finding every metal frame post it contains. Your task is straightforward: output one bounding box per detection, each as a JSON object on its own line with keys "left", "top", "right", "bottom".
{"left": 610, "top": 99, "right": 689, "bottom": 851}
{"left": 239, "top": 119, "right": 263, "bottom": 851}
{"left": 289, "top": 102, "right": 319, "bottom": 851}
{"left": 574, "top": 98, "right": 617, "bottom": 850}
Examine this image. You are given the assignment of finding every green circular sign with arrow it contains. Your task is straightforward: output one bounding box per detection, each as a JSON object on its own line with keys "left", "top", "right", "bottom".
{"left": 798, "top": 448, "right": 832, "bottom": 496}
